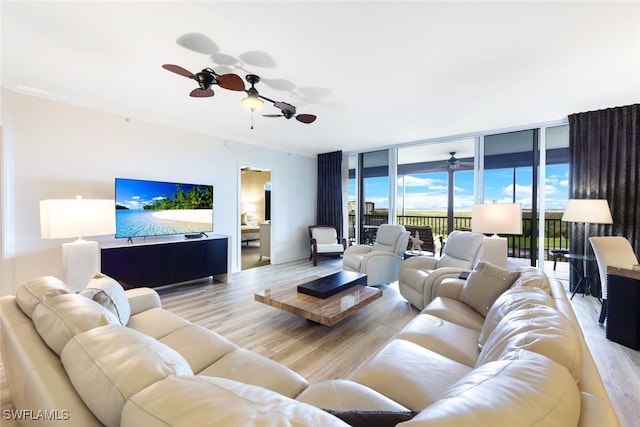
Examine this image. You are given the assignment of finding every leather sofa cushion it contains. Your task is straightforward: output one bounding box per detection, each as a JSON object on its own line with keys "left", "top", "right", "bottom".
{"left": 297, "top": 379, "right": 411, "bottom": 411}
{"left": 198, "top": 347, "right": 309, "bottom": 398}
{"left": 459, "top": 261, "right": 520, "bottom": 317}
{"left": 61, "top": 324, "right": 193, "bottom": 427}
{"left": 511, "top": 266, "right": 552, "bottom": 294}
{"left": 353, "top": 339, "right": 472, "bottom": 410}
{"left": 397, "top": 314, "right": 480, "bottom": 366}
{"left": 159, "top": 323, "right": 238, "bottom": 373}
{"left": 32, "top": 293, "right": 118, "bottom": 356}
{"left": 478, "top": 286, "right": 555, "bottom": 350}
{"left": 421, "top": 297, "right": 485, "bottom": 331}
{"left": 127, "top": 307, "right": 191, "bottom": 339}
{"left": 476, "top": 305, "right": 583, "bottom": 382}
{"left": 398, "top": 352, "right": 580, "bottom": 427}
{"left": 16, "top": 276, "right": 70, "bottom": 318}
{"left": 80, "top": 272, "right": 131, "bottom": 325}
{"left": 121, "top": 375, "right": 350, "bottom": 427}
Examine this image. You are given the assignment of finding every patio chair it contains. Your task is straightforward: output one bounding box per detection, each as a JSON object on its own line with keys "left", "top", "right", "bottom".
{"left": 404, "top": 225, "right": 436, "bottom": 255}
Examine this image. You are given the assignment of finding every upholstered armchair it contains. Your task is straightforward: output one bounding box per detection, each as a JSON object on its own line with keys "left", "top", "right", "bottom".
{"left": 308, "top": 225, "right": 348, "bottom": 266}
{"left": 343, "top": 224, "right": 410, "bottom": 286}
{"left": 589, "top": 236, "right": 638, "bottom": 324}
{"left": 399, "top": 230, "right": 485, "bottom": 310}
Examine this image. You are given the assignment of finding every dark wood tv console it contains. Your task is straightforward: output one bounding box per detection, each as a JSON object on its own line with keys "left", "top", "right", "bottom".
{"left": 101, "top": 236, "right": 228, "bottom": 288}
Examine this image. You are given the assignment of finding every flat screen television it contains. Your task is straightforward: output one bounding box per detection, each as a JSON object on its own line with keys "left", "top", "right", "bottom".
{"left": 115, "top": 178, "right": 213, "bottom": 238}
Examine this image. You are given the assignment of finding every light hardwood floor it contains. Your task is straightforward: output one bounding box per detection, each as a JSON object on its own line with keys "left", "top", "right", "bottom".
{"left": 1, "top": 259, "right": 638, "bottom": 427}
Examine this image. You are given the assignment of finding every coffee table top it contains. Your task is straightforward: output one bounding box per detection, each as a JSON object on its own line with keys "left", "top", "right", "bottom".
{"left": 254, "top": 273, "right": 382, "bottom": 326}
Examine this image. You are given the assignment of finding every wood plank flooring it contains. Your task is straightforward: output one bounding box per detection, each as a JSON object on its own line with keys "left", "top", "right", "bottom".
{"left": 1, "top": 258, "right": 638, "bottom": 427}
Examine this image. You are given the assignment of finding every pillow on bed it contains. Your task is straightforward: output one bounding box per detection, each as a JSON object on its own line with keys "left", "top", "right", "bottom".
{"left": 241, "top": 212, "right": 248, "bottom": 225}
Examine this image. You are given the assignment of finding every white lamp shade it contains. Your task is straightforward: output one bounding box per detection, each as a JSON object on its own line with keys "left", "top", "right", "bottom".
{"left": 472, "top": 203, "right": 523, "bottom": 235}
{"left": 40, "top": 198, "right": 115, "bottom": 240}
{"left": 561, "top": 199, "right": 613, "bottom": 224}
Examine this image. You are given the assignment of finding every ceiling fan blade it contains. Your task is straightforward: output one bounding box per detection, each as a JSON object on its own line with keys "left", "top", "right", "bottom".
{"left": 190, "top": 88, "right": 214, "bottom": 97}
{"left": 274, "top": 101, "right": 296, "bottom": 113}
{"left": 296, "top": 114, "right": 317, "bottom": 124}
{"left": 263, "top": 114, "right": 284, "bottom": 118}
{"left": 216, "top": 74, "right": 245, "bottom": 91}
{"left": 162, "top": 64, "right": 195, "bottom": 78}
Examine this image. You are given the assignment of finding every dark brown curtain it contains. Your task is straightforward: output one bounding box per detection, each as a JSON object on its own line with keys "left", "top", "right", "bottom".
{"left": 317, "top": 151, "right": 343, "bottom": 236}
{"left": 568, "top": 104, "right": 640, "bottom": 286}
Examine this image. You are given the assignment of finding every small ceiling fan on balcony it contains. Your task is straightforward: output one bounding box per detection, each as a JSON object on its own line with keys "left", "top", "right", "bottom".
{"left": 162, "top": 64, "right": 245, "bottom": 97}
{"left": 446, "top": 152, "right": 473, "bottom": 170}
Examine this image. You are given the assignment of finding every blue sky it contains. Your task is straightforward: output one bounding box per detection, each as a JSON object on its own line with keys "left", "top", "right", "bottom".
{"left": 115, "top": 178, "right": 209, "bottom": 210}
{"left": 350, "top": 164, "right": 569, "bottom": 211}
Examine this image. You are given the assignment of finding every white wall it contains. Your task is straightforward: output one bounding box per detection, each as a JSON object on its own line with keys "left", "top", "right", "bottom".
{"left": 0, "top": 89, "right": 317, "bottom": 295}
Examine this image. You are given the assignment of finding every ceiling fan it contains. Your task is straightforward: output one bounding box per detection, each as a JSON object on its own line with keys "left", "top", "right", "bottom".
{"left": 242, "top": 74, "right": 317, "bottom": 124}
{"left": 446, "top": 152, "right": 473, "bottom": 170}
{"left": 163, "top": 64, "right": 317, "bottom": 127}
{"left": 263, "top": 101, "right": 317, "bottom": 124}
{"left": 162, "top": 64, "right": 245, "bottom": 97}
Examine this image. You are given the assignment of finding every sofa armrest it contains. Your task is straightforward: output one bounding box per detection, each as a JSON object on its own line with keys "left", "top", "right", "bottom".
{"left": 434, "top": 277, "right": 466, "bottom": 300}
{"left": 401, "top": 256, "right": 439, "bottom": 271}
{"left": 344, "top": 244, "right": 373, "bottom": 256}
{"left": 421, "top": 268, "right": 468, "bottom": 306}
{"left": 125, "top": 288, "right": 161, "bottom": 315}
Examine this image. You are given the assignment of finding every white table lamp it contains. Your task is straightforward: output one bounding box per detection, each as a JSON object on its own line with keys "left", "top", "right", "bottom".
{"left": 40, "top": 196, "right": 114, "bottom": 291}
{"left": 472, "top": 202, "right": 523, "bottom": 268}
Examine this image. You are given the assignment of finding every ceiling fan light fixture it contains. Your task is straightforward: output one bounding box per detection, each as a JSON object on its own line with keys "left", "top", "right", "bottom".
{"left": 242, "top": 88, "right": 263, "bottom": 111}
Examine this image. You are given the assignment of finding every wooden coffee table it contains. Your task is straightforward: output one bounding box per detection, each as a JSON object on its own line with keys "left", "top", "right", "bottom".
{"left": 254, "top": 272, "right": 382, "bottom": 326}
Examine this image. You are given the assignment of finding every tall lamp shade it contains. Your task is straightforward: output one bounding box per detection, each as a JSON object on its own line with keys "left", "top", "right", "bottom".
{"left": 471, "top": 203, "right": 522, "bottom": 268}
{"left": 561, "top": 199, "right": 613, "bottom": 225}
{"left": 40, "top": 196, "right": 114, "bottom": 291}
{"left": 561, "top": 199, "right": 613, "bottom": 258}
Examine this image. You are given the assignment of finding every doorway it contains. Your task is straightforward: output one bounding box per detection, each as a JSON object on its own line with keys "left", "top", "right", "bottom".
{"left": 240, "top": 166, "right": 272, "bottom": 270}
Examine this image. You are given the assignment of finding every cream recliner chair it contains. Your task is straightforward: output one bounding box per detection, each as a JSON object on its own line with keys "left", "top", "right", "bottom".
{"left": 343, "top": 224, "right": 410, "bottom": 286}
{"left": 399, "top": 230, "right": 485, "bottom": 309}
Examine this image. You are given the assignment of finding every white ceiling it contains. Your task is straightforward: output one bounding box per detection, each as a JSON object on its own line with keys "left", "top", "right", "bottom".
{"left": 2, "top": 1, "right": 639, "bottom": 157}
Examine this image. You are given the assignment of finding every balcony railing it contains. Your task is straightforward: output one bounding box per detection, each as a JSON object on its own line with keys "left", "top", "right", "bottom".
{"left": 349, "top": 214, "right": 569, "bottom": 262}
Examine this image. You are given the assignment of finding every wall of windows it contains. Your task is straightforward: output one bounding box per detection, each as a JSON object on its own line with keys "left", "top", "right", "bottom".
{"left": 345, "top": 123, "right": 569, "bottom": 265}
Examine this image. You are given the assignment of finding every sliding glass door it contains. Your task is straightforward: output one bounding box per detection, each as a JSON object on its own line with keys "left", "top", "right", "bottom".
{"left": 397, "top": 138, "right": 475, "bottom": 236}
{"left": 348, "top": 150, "right": 390, "bottom": 244}
{"left": 482, "top": 126, "right": 569, "bottom": 266}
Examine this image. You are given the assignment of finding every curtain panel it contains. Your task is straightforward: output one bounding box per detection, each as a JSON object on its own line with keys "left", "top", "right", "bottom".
{"left": 568, "top": 103, "right": 640, "bottom": 263}
{"left": 317, "top": 151, "right": 344, "bottom": 236}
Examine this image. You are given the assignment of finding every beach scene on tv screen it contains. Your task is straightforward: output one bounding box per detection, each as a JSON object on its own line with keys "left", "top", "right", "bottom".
{"left": 115, "top": 179, "right": 213, "bottom": 237}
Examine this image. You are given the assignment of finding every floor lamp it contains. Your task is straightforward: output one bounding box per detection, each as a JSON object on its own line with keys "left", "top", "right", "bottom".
{"left": 561, "top": 199, "right": 613, "bottom": 258}
{"left": 40, "top": 196, "right": 115, "bottom": 292}
{"left": 471, "top": 202, "right": 523, "bottom": 268}
{"left": 561, "top": 199, "right": 613, "bottom": 294}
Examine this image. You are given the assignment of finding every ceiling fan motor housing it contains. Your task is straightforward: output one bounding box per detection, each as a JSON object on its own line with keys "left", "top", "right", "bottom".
{"left": 195, "top": 70, "right": 216, "bottom": 89}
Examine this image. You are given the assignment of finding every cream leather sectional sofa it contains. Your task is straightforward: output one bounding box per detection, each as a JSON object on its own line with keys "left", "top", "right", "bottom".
{"left": 1, "top": 266, "right": 619, "bottom": 426}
